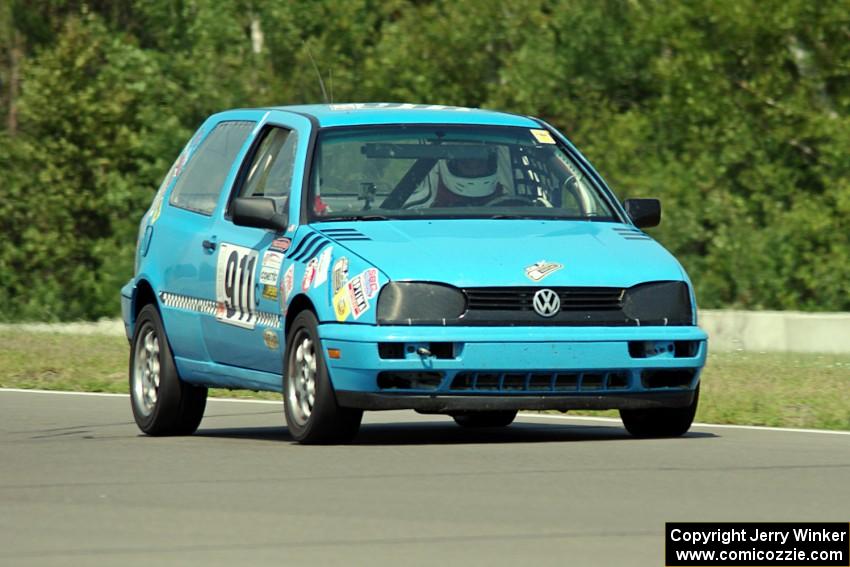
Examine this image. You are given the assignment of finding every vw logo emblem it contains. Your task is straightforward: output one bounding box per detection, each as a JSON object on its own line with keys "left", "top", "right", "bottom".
{"left": 533, "top": 289, "right": 560, "bottom": 318}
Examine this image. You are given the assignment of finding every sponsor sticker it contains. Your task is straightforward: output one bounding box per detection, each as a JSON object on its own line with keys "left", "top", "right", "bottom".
{"left": 363, "top": 268, "right": 379, "bottom": 298}
{"left": 262, "top": 329, "right": 279, "bottom": 350}
{"left": 332, "top": 257, "right": 349, "bottom": 294}
{"left": 333, "top": 287, "right": 351, "bottom": 321}
{"left": 261, "top": 284, "right": 278, "bottom": 301}
{"left": 530, "top": 129, "right": 556, "bottom": 144}
{"left": 314, "top": 247, "right": 333, "bottom": 288}
{"left": 328, "top": 103, "right": 469, "bottom": 112}
{"left": 172, "top": 152, "right": 187, "bottom": 179}
{"left": 150, "top": 193, "right": 164, "bottom": 223}
{"left": 269, "top": 237, "right": 291, "bottom": 254}
{"left": 347, "top": 274, "right": 370, "bottom": 319}
{"left": 259, "top": 251, "right": 283, "bottom": 286}
{"left": 302, "top": 258, "right": 318, "bottom": 291}
{"left": 281, "top": 264, "right": 295, "bottom": 304}
{"left": 525, "top": 260, "right": 563, "bottom": 282}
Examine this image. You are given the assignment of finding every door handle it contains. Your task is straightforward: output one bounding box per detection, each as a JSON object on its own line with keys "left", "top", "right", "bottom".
{"left": 202, "top": 239, "right": 216, "bottom": 252}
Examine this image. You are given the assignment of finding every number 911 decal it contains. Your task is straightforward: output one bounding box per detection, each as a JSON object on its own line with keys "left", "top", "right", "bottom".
{"left": 215, "top": 243, "right": 258, "bottom": 328}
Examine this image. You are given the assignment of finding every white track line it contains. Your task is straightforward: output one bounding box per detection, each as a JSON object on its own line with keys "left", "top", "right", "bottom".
{"left": 517, "top": 412, "right": 850, "bottom": 436}
{"left": 2, "top": 388, "right": 848, "bottom": 436}
{"left": 0, "top": 388, "right": 282, "bottom": 404}
{"left": 0, "top": 388, "right": 129, "bottom": 398}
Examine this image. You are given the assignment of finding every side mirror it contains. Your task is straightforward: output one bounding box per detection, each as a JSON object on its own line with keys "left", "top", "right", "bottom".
{"left": 232, "top": 197, "right": 287, "bottom": 232}
{"left": 623, "top": 198, "right": 661, "bottom": 228}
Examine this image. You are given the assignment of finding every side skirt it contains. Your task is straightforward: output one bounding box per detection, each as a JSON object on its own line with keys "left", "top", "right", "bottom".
{"left": 174, "top": 356, "right": 283, "bottom": 393}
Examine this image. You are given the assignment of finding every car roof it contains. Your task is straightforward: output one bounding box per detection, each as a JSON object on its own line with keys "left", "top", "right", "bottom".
{"left": 262, "top": 102, "right": 540, "bottom": 128}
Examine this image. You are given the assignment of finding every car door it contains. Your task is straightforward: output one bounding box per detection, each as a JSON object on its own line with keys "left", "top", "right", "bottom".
{"left": 151, "top": 118, "right": 257, "bottom": 363}
{"left": 200, "top": 116, "right": 306, "bottom": 377}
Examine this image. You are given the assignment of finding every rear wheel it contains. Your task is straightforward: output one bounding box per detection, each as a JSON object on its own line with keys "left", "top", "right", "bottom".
{"left": 130, "top": 304, "right": 207, "bottom": 435}
{"left": 452, "top": 410, "right": 517, "bottom": 428}
{"left": 620, "top": 386, "right": 699, "bottom": 438}
{"left": 283, "top": 311, "right": 362, "bottom": 444}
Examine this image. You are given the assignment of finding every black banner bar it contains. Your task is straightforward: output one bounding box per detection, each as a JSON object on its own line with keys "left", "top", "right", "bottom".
{"left": 666, "top": 522, "right": 849, "bottom": 566}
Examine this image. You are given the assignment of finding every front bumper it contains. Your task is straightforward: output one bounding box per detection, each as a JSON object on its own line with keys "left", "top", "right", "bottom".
{"left": 336, "top": 390, "right": 696, "bottom": 412}
{"left": 319, "top": 323, "right": 707, "bottom": 412}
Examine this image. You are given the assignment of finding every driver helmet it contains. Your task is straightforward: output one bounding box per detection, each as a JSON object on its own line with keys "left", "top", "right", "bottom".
{"left": 438, "top": 152, "right": 500, "bottom": 198}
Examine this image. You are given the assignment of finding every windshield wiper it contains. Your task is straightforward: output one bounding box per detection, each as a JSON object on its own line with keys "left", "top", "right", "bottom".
{"left": 322, "top": 214, "right": 390, "bottom": 222}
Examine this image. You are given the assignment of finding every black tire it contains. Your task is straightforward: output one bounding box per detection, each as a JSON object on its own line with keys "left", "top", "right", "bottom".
{"left": 129, "top": 304, "right": 207, "bottom": 436}
{"left": 452, "top": 410, "right": 517, "bottom": 428}
{"left": 620, "top": 386, "right": 699, "bottom": 438}
{"left": 283, "top": 311, "right": 362, "bottom": 444}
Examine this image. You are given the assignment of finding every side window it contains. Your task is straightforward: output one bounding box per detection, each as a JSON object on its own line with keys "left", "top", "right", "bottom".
{"left": 239, "top": 127, "right": 298, "bottom": 205}
{"left": 170, "top": 121, "right": 254, "bottom": 215}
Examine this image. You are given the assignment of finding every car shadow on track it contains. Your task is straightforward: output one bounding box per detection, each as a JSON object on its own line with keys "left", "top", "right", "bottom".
{"left": 194, "top": 421, "right": 716, "bottom": 445}
{"left": 353, "top": 422, "right": 715, "bottom": 445}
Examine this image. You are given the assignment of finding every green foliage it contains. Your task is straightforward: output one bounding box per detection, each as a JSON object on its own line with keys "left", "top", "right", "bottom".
{"left": 0, "top": 0, "right": 848, "bottom": 320}
{"left": 1, "top": 15, "right": 182, "bottom": 320}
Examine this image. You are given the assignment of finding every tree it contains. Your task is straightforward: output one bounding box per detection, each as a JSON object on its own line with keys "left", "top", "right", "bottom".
{"left": 1, "top": 0, "right": 848, "bottom": 319}
{"left": 1, "top": 14, "right": 182, "bottom": 320}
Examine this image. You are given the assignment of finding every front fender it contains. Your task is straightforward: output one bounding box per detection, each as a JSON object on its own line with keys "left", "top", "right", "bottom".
{"left": 283, "top": 233, "right": 389, "bottom": 326}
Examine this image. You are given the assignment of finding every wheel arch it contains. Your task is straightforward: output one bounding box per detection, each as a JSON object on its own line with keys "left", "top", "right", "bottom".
{"left": 134, "top": 279, "right": 158, "bottom": 316}
{"left": 285, "top": 294, "right": 318, "bottom": 339}
{"left": 127, "top": 279, "right": 159, "bottom": 340}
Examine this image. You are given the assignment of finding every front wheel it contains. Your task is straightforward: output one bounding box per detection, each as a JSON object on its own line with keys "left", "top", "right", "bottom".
{"left": 620, "top": 386, "right": 699, "bottom": 438}
{"left": 452, "top": 410, "right": 517, "bottom": 428}
{"left": 283, "top": 311, "right": 362, "bottom": 444}
{"left": 130, "top": 304, "right": 207, "bottom": 435}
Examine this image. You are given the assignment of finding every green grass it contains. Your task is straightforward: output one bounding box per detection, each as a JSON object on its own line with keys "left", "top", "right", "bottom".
{"left": 572, "top": 352, "right": 850, "bottom": 430}
{"left": 0, "top": 331, "right": 280, "bottom": 401}
{"left": 1, "top": 331, "right": 848, "bottom": 430}
{"left": 691, "top": 351, "right": 850, "bottom": 430}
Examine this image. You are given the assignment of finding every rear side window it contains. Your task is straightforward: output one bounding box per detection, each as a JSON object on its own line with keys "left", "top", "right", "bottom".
{"left": 170, "top": 121, "right": 254, "bottom": 215}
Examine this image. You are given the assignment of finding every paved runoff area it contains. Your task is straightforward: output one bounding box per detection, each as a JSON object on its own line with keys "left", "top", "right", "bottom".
{"left": 1, "top": 390, "right": 847, "bottom": 566}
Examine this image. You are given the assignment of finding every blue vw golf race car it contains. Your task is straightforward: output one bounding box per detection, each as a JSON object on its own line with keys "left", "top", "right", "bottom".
{"left": 122, "top": 103, "right": 708, "bottom": 443}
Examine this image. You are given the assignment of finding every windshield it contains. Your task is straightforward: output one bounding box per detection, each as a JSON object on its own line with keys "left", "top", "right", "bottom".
{"left": 307, "top": 125, "right": 619, "bottom": 221}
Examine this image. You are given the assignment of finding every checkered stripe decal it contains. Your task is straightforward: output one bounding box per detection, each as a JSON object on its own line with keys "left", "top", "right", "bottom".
{"left": 160, "top": 292, "right": 217, "bottom": 315}
{"left": 255, "top": 311, "right": 281, "bottom": 328}
{"left": 159, "top": 292, "right": 281, "bottom": 328}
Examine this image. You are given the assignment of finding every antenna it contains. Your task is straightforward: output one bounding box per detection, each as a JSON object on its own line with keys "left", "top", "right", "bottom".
{"left": 329, "top": 67, "right": 333, "bottom": 104}
{"left": 304, "top": 43, "right": 329, "bottom": 104}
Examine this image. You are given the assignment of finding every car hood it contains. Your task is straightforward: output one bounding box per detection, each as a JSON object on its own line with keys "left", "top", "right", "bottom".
{"left": 315, "top": 220, "right": 685, "bottom": 288}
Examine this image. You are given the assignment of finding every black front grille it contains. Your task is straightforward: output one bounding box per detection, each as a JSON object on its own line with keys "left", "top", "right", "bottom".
{"left": 465, "top": 287, "right": 625, "bottom": 313}
{"left": 466, "top": 286, "right": 624, "bottom": 312}
{"left": 450, "top": 370, "right": 633, "bottom": 393}
{"left": 377, "top": 371, "right": 443, "bottom": 390}
{"left": 450, "top": 282, "right": 692, "bottom": 326}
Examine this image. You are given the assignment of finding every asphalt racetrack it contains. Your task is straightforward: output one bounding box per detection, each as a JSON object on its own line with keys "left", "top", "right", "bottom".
{"left": 1, "top": 390, "right": 848, "bottom": 566}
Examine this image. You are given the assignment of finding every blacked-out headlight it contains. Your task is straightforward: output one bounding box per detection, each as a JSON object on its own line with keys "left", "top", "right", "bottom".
{"left": 622, "top": 281, "right": 693, "bottom": 325}
{"left": 377, "top": 282, "right": 467, "bottom": 325}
